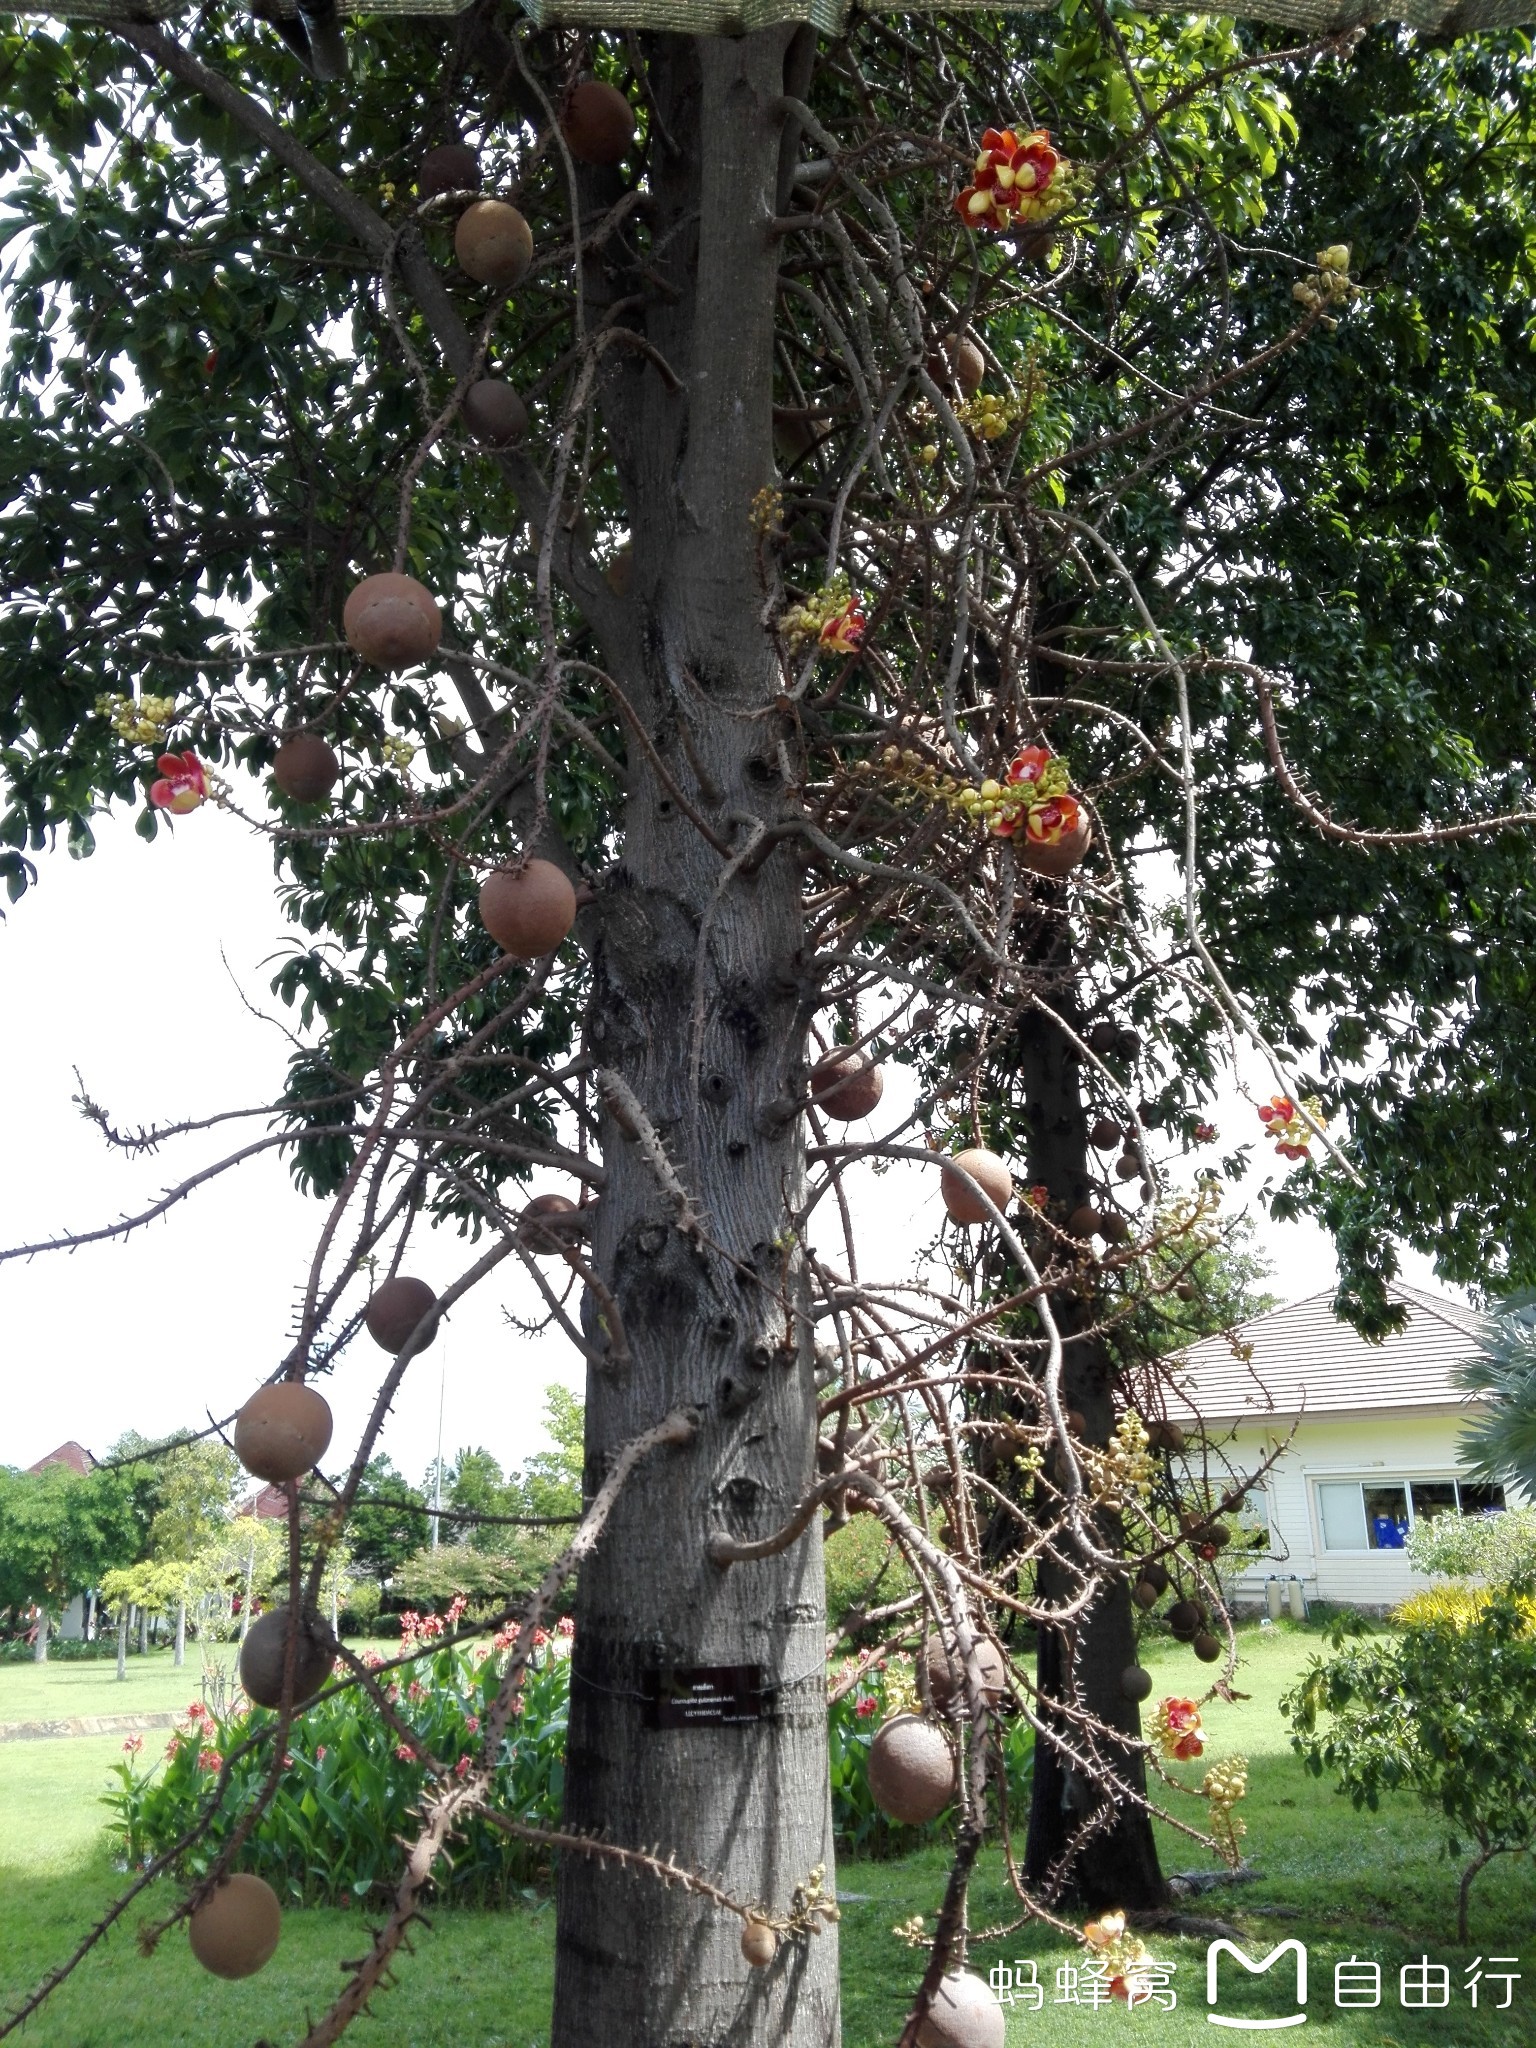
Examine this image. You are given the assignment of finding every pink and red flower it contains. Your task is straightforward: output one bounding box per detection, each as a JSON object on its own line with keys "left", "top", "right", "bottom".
{"left": 148, "top": 751, "right": 209, "bottom": 814}
{"left": 818, "top": 598, "right": 865, "bottom": 655}
{"left": 955, "top": 129, "right": 1062, "bottom": 234}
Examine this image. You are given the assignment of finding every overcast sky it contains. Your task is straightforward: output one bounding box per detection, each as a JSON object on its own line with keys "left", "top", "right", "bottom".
{"left": 0, "top": 794, "right": 1454, "bottom": 1481}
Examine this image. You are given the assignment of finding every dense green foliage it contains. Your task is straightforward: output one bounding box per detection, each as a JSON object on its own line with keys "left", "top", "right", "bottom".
{"left": 0, "top": 1461, "right": 141, "bottom": 1632}
{"left": 2, "top": 12, "right": 1535, "bottom": 1317}
{"left": 1286, "top": 1600, "right": 1536, "bottom": 1937}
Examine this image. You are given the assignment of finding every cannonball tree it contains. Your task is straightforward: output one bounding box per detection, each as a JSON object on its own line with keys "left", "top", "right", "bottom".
{"left": 5, "top": 4, "right": 1536, "bottom": 2045}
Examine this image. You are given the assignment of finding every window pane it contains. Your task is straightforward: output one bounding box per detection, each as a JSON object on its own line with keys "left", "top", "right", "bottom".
{"left": 1457, "top": 1482, "right": 1506, "bottom": 1516}
{"left": 1364, "top": 1485, "right": 1410, "bottom": 1550}
{"left": 1411, "top": 1482, "right": 1458, "bottom": 1524}
{"left": 1318, "top": 1482, "right": 1367, "bottom": 1551}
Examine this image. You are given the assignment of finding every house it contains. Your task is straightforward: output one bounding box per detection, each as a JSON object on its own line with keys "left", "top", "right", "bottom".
{"left": 26, "top": 1440, "right": 95, "bottom": 1478}
{"left": 1169, "top": 1283, "right": 1519, "bottom": 1614}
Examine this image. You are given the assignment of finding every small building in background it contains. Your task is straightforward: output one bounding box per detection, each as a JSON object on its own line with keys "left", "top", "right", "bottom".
{"left": 25, "top": 1440, "right": 98, "bottom": 1638}
{"left": 1171, "top": 1283, "right": 1515, "bottom": 1615}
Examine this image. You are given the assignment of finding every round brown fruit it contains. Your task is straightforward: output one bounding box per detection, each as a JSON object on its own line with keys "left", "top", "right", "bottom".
{"left": 740, "top": 1917, "right": 777, "bottom": 1968}
{"left": 1166, "top": 1599, "right": 1202, "bottom": 1640}
{"left": 417, "top": 142, "right": 479, "bottom": 201}
{"left": 1067, "top": 1204, "right": 1103, "bottom": 1240}
{"left": 1087, "top": 1021, "right": 1119, "bottom": 1054}
{"left": 1022, "top": 809, "right": 1092, "bottom": 877}
{"left": 188, "top": 1873, "right": 282, "bottom": 1980}
{"left": 1099, "top": 1212, "right": 1131, "bottom": 1245}
{"left": 773, "top": 407, "right": 817, "bottom": 466}
{"left": 233, "top": 1382, "right": 333, "bottom": 1485}
{"left": 1132, "top": 1579, "right": 1159, "bottom": 1610}
{"left": 946, "top": 335, "right": 991, "bottom": 395}
{"left": 1193, "top": 1631, "right": 1223, "bottom": 1663}
{"left": 915, "top": 1970, "right": 1007, "bottom": 2048}
{"left": 1121, "top": 1664, "right": 1154, "bottom": 1702}
{"left": 1175, "top": 1278, "right": 1197, "bottom": 1302}
{"left": 1139, "top": 1558, "right": 1170, "bottom": 1596}
{"left": 1114, "top": 1152, "right": 1140, "bottom": 1180}
{"left": 809, "top": 1048, "right": 885, "bottom": 1121}
{"left": 922, "top": 1634, "right": 1007, "bottom": 1714}
{"left": 561, "top": 78, "right": 637, "bottom": 166}
{"left": 239, "top": 1606, "right": 332, "bottom": 1710}
{"left": 272, "top": 734, "right": 340, "bottom": 804}
{"left": 1089, "top": 1117, "right": 1121, "bottom": 1149}
{"left": 940, "top": 1147, "right": 1013, "bottom": 1226}
{"left": 867, "top": 1714, "right": 957, "bottom": 1824}
{"left": 454, "top": 199, "right": 534, "bottom": 290}
{"left": 522, "top": 1191, "right": 579, "bottom": 1256}
{"left": 343, "top": 574, "right": 441, "bottom": 671}
{"left": 462, "top": 379, "right": 528, "bottom": 448}
{"left": 365, "top": 1275, "right": 439, "bottom": 1354}
{"left": 478, "top": 858, "right": 578, "bottom": 959}
{"left": 1144, "top": 1418, "right": 1186, "bottom": 1454}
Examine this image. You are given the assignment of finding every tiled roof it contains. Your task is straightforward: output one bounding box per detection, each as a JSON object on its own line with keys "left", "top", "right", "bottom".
{"left": 236, "top": 1484, "right": 292, "bottom": 1520}
{"left": 26, "top": 1440, "right": 95, "bottom": 1477}
{"left": 1169, "top": 1282, "right": 1490, "bottom": 1422}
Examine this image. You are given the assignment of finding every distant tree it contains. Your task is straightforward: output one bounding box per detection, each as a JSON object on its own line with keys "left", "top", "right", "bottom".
{"left": 1107, "top": 1206, "right": 1279, "bottom": 1370}
{"left": 347, "top": 1457, "right": 430, "bottom": 1600}
{"left": 0, "top": 1461, "right": 141, "bottom": 1660}
{"left": 446, "top": 1446, "right": 515, "bottom": 1555}
{"left": 144, "top": 1439, "right": 240, "bottom": 1666}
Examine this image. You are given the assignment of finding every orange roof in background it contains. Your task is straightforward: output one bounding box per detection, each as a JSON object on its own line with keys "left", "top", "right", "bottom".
{"left": 26, "top": 1440, "right": 95, "bottom": 1476}
{"left": 236, "top": 1484, "right": 291, "bottom": 1520}
{"left": 1169, "top": 1283, "right": 1490, "bottom": 1423}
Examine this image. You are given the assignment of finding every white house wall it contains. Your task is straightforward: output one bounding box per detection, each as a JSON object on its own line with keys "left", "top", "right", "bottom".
{"left": 1209, "top": 1410, "right": 1519, "bottom": 1613}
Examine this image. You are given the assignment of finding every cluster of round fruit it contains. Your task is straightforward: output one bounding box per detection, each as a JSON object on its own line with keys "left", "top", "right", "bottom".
{"left": 1131, "top": 1554, "right": 1224, "bottom": 1663}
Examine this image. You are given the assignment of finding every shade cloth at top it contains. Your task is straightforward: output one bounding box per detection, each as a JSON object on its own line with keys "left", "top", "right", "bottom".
{"left": 8, "top": 0, "right": 1536, "bottom": 38}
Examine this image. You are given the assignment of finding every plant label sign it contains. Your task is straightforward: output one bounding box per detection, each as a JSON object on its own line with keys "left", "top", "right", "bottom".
{"left": 643, "top": 1664, "right": 766, "bottom": 1729}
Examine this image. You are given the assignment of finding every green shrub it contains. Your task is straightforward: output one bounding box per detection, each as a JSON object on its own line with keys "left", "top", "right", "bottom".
{"left": 104, "top": 1612, "right": 569, "bottom": 1905}
{"left": 104, "top": 1619, "right": 1033, "bottom": 1896}
{"left": 1285, "top": 1596, "right": 1536, "bottom": 1939}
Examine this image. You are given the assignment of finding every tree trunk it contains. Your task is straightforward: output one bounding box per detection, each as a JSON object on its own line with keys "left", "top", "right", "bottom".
{"left": 552, "top": 32, "right": 838, "bottom": 2048}
{"left": 138, "top": 1606, "right": 148, "bottom": 1656}
{"left": 116, "top": 1603, "right": 128, "bottom": 1682}
{"left": 241, "top": 1544, "right": 254, "bottom": 1642}
{"left": 32, "top": 1610, "right": 48, "bottom": 1663}
{"left": 84, "top": 1589, "right": 96, "bottom": 1642}
{"left": 173, "top": 1600, "right": 186, "bottom": 1668}
{"left": 1013, "top": 992, "right": 1164, "bottom": 1910}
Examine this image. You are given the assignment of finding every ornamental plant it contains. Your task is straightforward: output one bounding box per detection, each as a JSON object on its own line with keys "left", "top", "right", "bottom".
{"left": 1285, "top": 1597, "right": 1536, "bottom": 1939}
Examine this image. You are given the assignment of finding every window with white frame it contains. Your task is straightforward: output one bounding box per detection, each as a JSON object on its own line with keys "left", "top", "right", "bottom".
{"left": 1314, "top": 1477, "right": 1505, "bottom": 1553}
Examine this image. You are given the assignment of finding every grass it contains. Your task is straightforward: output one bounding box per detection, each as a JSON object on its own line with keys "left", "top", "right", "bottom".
{"left": 0, "top": 1639, "right": 394, "bottom": 1724}
{"left": 2, "top": 1623, "right": 1532, "bottom": 2045}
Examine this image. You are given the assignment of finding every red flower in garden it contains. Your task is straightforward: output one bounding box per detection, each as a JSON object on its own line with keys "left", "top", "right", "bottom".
{"left": 1025, "top": 1184, "right": 1050, "bottom": 1210}
{"left": 122, "top": 1735, "right": 143, "bottom": 1755}
{"left": 455, "top": 1755, "right": 473, "bottom": 1779}
{"left": 818, "top": 597, "right": 865, "bottom": 655}
{"left": 1155, "top": 1696, "right": 1206, "bottom": 1762}
{"left": 148, "top": 750, "right": 209, "bottom": 814}
{"left": 1194, "top": 1121, "right": 1217, "bottom": 1143}
{"left": 394, "top": 1742, "right": 417, "bottom": 1763}
{"left": 1258, "top": 1094, "right": 1312, "bottom": 1161}
{"left": 955, "top": 129, "right": 1062, "bottom": 233}
{"left": 855, "top": 1693, "right": 879, "bottom": 1719}
{"left": 556, "top": 1617, "right": 575, "bottom": 1639}
{"left": 464, "top": 1714, "right": 480, "bottom": 1734}
{"left": 198, "top": 1747, "right": 222, "bottom": 1771}
{"left": 315, "top": 1745, "right": 327, "bottom": 1761}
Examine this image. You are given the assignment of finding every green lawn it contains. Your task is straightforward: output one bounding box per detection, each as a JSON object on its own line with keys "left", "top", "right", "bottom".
{"left": 0, "top": 1638, "right": 393, "bottom": 1725}
{"left": 2, "top": 1623, "right": 1532, "bottom": 2046}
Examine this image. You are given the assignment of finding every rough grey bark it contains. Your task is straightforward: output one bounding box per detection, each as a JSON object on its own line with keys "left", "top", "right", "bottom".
{"left": 552, "top": 30, "right": 839, "bottom": 2048}
{"left": 32, "top": 1611, "right": 48, "bottom": 1663}
{"left": 116, "top": 1603, "right": 128, "bottom": 1681}
{"left": 1014, "top": 988, "right": 1164, "bottom": 1910}
{"left": 173, "top": 1598, "right": 186, "bottom": 1668}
